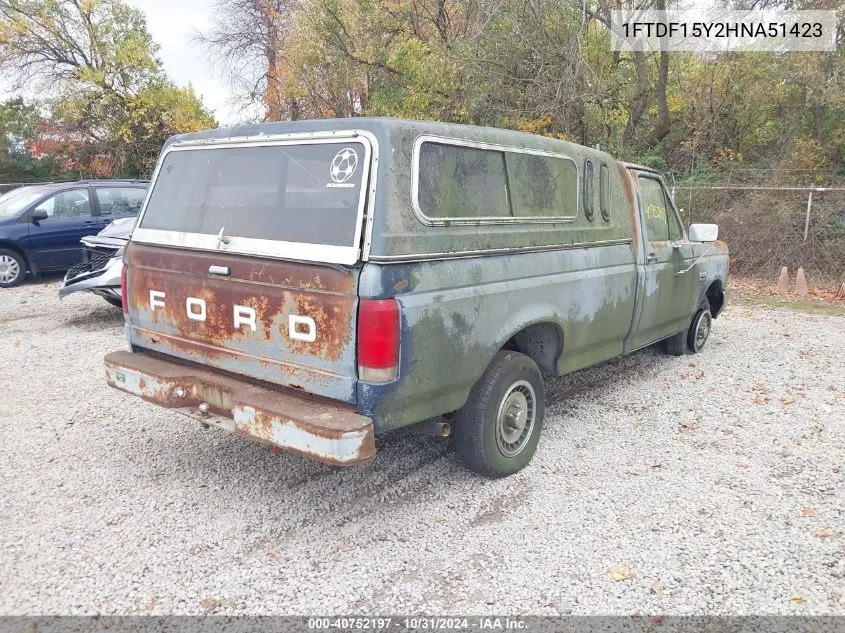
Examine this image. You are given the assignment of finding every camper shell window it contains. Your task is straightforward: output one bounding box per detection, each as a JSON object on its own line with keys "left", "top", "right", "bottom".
{"left": 413, "top": 136, "right": 578, "bottom": 224}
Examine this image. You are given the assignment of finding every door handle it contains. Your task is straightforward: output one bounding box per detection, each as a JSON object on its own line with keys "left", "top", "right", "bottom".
{"left": 646, "top": 253, "right": 658, "bottom": 263}
{"left": 83, "top": 220, "right": 96, "bottom": 225}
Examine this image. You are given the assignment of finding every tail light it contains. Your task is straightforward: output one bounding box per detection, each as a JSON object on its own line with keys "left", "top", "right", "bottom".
{"left": 121, "top": 264, "right": 128, "bottom": 315}
{"left": 357, "top": 298, "right": 399, "bottom": 382}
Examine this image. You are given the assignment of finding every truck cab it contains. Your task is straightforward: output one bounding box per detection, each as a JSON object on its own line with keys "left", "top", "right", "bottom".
{"left": 105, "top": 119, "right": 728, "bottom": 477}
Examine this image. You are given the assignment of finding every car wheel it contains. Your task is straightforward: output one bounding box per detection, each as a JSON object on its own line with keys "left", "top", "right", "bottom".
{"left": 455, "top": 350, "right": 545, "bottom": 478}
{"left": 661, "top": 330, "right": 687, "bottom": 356}
{"left": 0, "top": 249, "right": 25, "bottom": 288}
{"left": 687, "top": 300, "right": 713, "bottom": 353}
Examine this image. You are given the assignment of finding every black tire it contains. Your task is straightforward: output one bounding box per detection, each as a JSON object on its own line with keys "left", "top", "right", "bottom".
{"left": 687, "top": 300, "right": 713, "bottom": 353}
{"left": 661, "top": 330, "right": 687, "bottom": 356}
{"left": 0, "top": 249, "right": 26, "bottom": 288}
{"left": 454, "top": 350, "right": 545, "bottom": 478}
{"left": 103, "top": 296, "right": 123, "bottom": 308}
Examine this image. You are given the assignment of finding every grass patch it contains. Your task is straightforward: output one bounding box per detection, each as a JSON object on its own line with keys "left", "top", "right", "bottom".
{"left": 729, "top": 292, "right": 845, "bottom": 316}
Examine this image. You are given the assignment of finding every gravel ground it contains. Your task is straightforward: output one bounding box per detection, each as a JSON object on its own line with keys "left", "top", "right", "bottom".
{"left": 1, "top": 281, "right": 843, "bottom": 616}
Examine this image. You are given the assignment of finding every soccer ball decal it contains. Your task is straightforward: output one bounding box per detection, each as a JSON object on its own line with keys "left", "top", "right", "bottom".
{"left": 330, "top": 147, "right": 359, "bottom": 183}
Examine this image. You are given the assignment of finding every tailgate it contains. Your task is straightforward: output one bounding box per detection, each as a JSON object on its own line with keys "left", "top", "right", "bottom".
{"left": 125, "top": 243, "right": 359, "bottom": 403}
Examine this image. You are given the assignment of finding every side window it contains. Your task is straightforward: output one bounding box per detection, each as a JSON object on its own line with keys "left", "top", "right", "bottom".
{"left": 505, "top": 153, "right": 578, "bottom": 218}
{"left": 33, "top": 189, "right": 91, "bottom": 219}
{"left": 583, "top": 160, "right": 595, "bottom": 221}
{"left": 638, "top": 177, "right": 669, "bottom": 242}
{"left": 96, "top": 187, "right": 147, "bottom": 217}
{"left": 599, "top": 163, "right": 611, "bottom": 221}
{"left": 417, "top": 142, "right": 510, "bottom": 219}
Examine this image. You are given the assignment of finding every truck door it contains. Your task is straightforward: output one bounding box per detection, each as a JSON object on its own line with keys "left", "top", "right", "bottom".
{"left": 627, "top": 172, "right": 698, "bottom": 350}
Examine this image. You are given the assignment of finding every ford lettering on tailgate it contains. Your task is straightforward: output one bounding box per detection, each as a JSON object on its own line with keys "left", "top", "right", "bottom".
{"left": 147, "top": 290, "right": 318, "bottom": 342}
{"left": 125, "top": 243, "right": 360, "bottom": 403}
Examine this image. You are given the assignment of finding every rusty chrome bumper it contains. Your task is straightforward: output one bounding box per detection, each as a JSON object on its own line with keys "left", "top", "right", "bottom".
{"left": 104, "top": 351, "right": 376, "bottom": 465}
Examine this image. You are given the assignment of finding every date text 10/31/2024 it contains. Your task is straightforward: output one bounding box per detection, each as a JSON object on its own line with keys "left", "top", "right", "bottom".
{"left": 307, "top": 617, "right": 528, "bottom": 630}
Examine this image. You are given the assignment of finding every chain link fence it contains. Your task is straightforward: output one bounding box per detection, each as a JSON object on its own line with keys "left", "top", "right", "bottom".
{"left": 670, "top": 177, "right": 845, "bottom": 286}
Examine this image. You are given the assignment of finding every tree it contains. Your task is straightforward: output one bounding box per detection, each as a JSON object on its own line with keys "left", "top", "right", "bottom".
{"left": 0, "top": 0, "right": 216, "bottom": 176}
{"left": 0, "top": 96, "right": 39, "bottom": 155}
{"left": 0, "top": 96, "right": 63, "bottom": 181}
{"left": 198, "top": 0, "right": 300, "bottom": 120}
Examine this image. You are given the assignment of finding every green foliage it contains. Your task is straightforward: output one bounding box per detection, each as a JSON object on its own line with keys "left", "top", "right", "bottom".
{"left": 265, "top": 0, "right": 844, "bottom": 179}
{"left": 0, "top": 0, "right": 216, "bottom": 178}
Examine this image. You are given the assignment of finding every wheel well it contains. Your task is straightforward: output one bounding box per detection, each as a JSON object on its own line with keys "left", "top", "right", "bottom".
{"left": 0, "top": 241, "right": 30, "bottom": 271}
{"left": 706, "top": 280, "right": 725, "bottom": 318}
{"left": 503, "top": 322, "right": 563, "bottom": 375}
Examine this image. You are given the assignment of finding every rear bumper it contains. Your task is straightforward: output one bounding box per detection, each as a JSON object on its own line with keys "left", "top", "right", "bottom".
{"left": 104, "top": 350, "right": 376, "bottom": 465}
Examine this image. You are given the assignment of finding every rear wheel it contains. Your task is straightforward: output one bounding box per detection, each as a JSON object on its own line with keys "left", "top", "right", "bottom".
{"left": 661, "top": 330, "right": 687, "bottom": 356}
{"left": 455, "top": 351, "right": 545, "bottom": 478}
{"left": 0, "top": 249, "right": 25, "bottom": 288}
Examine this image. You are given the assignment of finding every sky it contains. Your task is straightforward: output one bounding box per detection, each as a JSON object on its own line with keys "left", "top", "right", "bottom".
{"left": 124, "top": 0, "right": 242, "bottom": 125}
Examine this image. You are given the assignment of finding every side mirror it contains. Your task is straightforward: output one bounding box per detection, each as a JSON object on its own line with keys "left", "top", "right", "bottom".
{"left": 30, "top": 209, "right": 49, "bottom": 222}
{"left": 689, "top": 223, "right": 718, "bottom": 242}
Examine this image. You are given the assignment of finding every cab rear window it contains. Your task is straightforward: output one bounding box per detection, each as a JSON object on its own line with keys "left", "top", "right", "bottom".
{"left": 139, "top": 142, "right": 367, "bottom": 247}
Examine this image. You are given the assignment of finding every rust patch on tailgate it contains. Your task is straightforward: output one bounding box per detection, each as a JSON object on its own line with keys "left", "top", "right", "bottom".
{"left": 105, "top": 350, "right": 375, "bottom": 465}
{"left": 125, "top": 244, "right": 358, "bottom": 395}
{"left": 130, "top": 243, "right": 356, "bottom": 293}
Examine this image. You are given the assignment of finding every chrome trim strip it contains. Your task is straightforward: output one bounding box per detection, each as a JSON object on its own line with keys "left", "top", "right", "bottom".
{"left": 360, "top": 133, "right": 379, "bottom": 262}
{"left": 132, "top": 228, "right": 360, "bottom": 264}
{"left": 132, "top": 130, "right": 378, "bottom": 267}
{"left": 410, "top": 134, "right": 580, "bottom": 227}
{"left": 367, "top": 238, "right": 633, "bottom": 263}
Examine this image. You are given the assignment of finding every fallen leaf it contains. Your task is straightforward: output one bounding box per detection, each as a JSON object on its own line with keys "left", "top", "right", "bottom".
{"left": 817, "top": 528, "right": 834, "bottom": 538}
{"left": 783, "top": 332, "right": 792, "bottom": 338}
{"left": 789, "top": 596, "right": 805, "bottom": 604}
{"left": 738, "top": 463, "right": 749, "bottom": 469}
{"left": 834, "top": 467, "right": 840, "bottom": 474}
{"left": 13, "top": 339, "right": 20, "bottom": 347}
{"left": 753, "top": 396, "right": 770, "bottom": 405}
{"left": 744, "top": 311, "right": 753, "bottom": 317}
{"left": 609, "top": 564, "right": 633, "bottom": 582}
{"left": 802, "top": 507, "right": 815, "bottom": 517}
{"left": 696, "top": 371, "right": 705, "bottom": 379}
{"left": 779, "top": 397, "right": 795, "bottom": 405}
{"left": 651, "top": 581, "right": 664, "bottom": 598}
{"left": 796, "top": 392, "right": 807, "bottom": 398}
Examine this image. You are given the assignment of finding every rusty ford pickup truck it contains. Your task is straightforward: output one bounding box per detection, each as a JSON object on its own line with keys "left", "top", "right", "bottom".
{"left": 104, "top": 118, "right": 728, "bottom": 477}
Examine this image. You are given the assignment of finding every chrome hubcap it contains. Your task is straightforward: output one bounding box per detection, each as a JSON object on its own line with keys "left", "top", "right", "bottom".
{"left": 496, "top": 380, "right": 536, "bottom": 457}
{"left": 0, "top": 255, "right": 20, "bottom": 283}
{"left": 695, "top": 311, "right": 712, "bottom": 350}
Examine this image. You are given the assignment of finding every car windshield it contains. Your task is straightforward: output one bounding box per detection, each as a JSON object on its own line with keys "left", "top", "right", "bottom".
{"left": 0, "top": 186, "right": 48, "bottom": 218}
